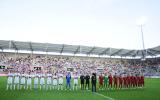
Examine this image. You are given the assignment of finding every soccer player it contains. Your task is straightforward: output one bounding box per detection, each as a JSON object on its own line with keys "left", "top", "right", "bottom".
{"left": 141, "top": 74, "right": 144, "bottom": 87}
{"left": 130, "top": 74, "right": 134, "bottom": 88}
{"left": 34, "top": 72, "right": 39, "bottom": 90}
{"left": 20, "top": 72, "right": 26, "bottom": 90}
{"left": 126, "top": 74, "right": 131, "bottom": 88}
{"left": 108, "top": 74, "right": 113, "bottom": 89}
{"left": 104, "top": 73, "right": 108, "bottom": 90}
{"left": 40, "top": 72, "right": 45, "bottom": 90}
{"left": 14, "top": 71, "right": 20, "bottom": 90}
{"left": 46, "top": 71, "right": 52, "bottom": 90}
{"left": 66, "top": 72, "right": 71, "bottom": 90}
{"left": 123, "top": 75, "right": 127, "bottom": 89}
{"left": 85, "top": 73, "right": 90, "bottom": 90}
{"left": 99, "top": 73, "right": 104, "bottom": 90}
{"left": 53, "top": 73, "right": 58, "bottom": 90}
{"left": 73, "top": 72, "right": 78, "bottom": 90}
{"left": 137, "top": 75, "right": 141, "bottom": 87}
{"left": 113, "top": 73, "right": 118, "bottom": 89}
{"left": 6, "top": 70, "right": 13, "bottom": 90}
{"left": 26, "top": 71, "right": 32, "bottom": 90}
{"left": 91, "top": 73, "right": 96, "bottom": 92}
{"left": 80, "top": 73, "right": 85, "bottom": 90}
{"left": 58, "top": 71, "right": 64, "bottom": 90}
{"left": 118, "top": 74, "right": 123, "bottom": 89}
{"left": 133, "top": 74, "right": 137, "bottom": 88}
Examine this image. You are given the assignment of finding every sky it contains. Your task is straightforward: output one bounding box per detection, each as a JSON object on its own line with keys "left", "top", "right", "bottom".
{"left": 0, "top": 0, "right": 160, "bottom": 50}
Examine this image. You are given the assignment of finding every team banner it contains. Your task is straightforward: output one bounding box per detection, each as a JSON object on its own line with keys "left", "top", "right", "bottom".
{"left": 67, "top": 68, "right": 73, "bottom": 72}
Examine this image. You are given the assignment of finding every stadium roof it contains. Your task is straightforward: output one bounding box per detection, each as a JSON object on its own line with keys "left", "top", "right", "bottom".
{"left": 0, "top": 40, "right": 160, "bottom": 58}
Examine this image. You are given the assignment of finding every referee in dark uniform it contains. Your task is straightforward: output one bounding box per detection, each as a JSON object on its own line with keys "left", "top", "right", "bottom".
{"left": 91, "top": 73, "right": 97, "bottom": 92}
{"left": 85, "top": 73, "right": 90, "bottom": 90}
{"left": 80, "top": 73, "right": 85, "bottom": 90}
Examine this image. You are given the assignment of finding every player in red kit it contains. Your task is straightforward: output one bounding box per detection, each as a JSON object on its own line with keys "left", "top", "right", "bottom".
{"left": 127, "top": 74, "right": 131, "bottom": 88}
{"left": 123, "top": 75, "right": 127, "bottom": 88}
{"left": 113, "top": 73, "right": 118, "bottom": 89}
{"left": 141, "top": 75, "right": 144, "bottom": 87}
{"left": 137, "top": 75, "right": 141, "bottom": 87}
{"left": 130, "top": 74, "right": 134, "bottom": 88}
{"left": 99, "top": 73, "right": 104, "bottom": 90}
{"left": 118, "top": 74, "right": 123, "bottom": 89}
{"left": 133, "top": 75, "right": 137, "bottom": 88}
{"left": 108, "top": 74, "right": 113, "bottom": 89}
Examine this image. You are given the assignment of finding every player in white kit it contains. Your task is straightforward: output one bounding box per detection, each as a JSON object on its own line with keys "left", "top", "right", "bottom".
{"left": 46, "top": 71, "right": 52, "bottom": 90}
{"left": 73, "top": 72, "right": 79, "bottom": 90}
{"left": 14, "top": 71, "right": 20, "bottom": 90}
{"left": 26, "top": 71, "right": 32, "bottom": 90}
{"left": 6, "top": 70, "right": 14, "bottom": 90}
{"left": 34, "top": 73, "right": 39, "bottom": 90}
{"left": 58, "top": 72, "right": 64, "bottom": 90}
{"left": 40, "top": 73, "right": 45, "bottom": 90}
{"left": 52, "top": 73, "right": 58, "bottom": 90}
{"left": 20, "top": 72, "right": 26, "bottom": 90}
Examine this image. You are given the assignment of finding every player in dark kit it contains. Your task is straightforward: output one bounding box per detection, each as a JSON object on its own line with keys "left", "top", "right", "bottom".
{"left": 80, "top": 74, "right": 85, "bottom": 90}
{"left": 91, "top": 73, "right": 97, "bottom": 92}
{"left": 85, "top": 73, "right": 90, "bottom": 90}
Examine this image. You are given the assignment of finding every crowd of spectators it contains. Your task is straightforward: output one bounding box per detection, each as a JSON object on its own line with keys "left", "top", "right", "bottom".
{"left": 0, "top": 52, "right": 160, "bottom": 76}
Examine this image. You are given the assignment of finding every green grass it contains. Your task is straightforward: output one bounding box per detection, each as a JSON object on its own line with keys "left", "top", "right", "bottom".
{"left": 0, "top": 77, "right": 160, "bottom": 100}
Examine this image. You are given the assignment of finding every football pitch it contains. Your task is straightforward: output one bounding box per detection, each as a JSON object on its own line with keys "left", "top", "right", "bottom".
{"left": 0, "top": 77, "right": 160, "bottom": 100}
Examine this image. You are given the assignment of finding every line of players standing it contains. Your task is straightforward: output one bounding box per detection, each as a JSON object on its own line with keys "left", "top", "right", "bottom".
{"left": 98, "top": 73, "right": 144, "bottom": 90}
{"left": 6, "top": 70, "right": 79, "bottom": 91}
{"left": 79, "top": 73, "right": 144, "bottom": 91}
{"left": 6, "top": 70, "right": 144, "bottom": 91}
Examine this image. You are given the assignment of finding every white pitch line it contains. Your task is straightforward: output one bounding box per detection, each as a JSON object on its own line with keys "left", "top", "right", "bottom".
{"left": 87, "top": 90, "right": 115, "bottom": 100}
{"left": 94, "top": 92, "right": 115, "bottom": 100}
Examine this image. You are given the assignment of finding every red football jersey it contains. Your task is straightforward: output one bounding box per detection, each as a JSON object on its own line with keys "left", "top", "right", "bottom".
{"left": 99, "top": 75, "right": 103, "bottom": 84}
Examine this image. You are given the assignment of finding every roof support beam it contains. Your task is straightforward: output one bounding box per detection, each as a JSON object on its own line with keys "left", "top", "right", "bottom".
{"left": 110, "top": 49, "right": 122, "bottom": 56}
{"left": 74, "top": 46, "right": 80, "bottom": 54}
{"left": 122, "top": 50, "right": 135, "bottom": 56}
{"left": 45, "top": 43, "right": 48, "bottom": 52}
{"left": 130, "top": 50, "right": 138, "bottom": 57}
{"left": 87, "top": 47, "right": 95, "bottom": 55}
{"left": 149, "top": 49, "right": 160, "bottom": 54}
{"left": 0, "top": 47, "right": 3, "bottom": 50}
{"left": 98, "top": 48, "right": 110, "bottom": 55}
{"left": 11, "top": 41, "right": 18, "bottom": 50}
{"left": 147, "top": 50, "right": 156, "bottom": 56}
{"left": 141, "top": 50, "right": 145, "bottom": 58}
{"left": 0, "top": 47, "right": 3, "bottom": 52}
{"left": 60, "top": 44, "right": 65, "bottom": 54}
{"left": 132, "top": 50, "right": 139, "bottom": 57}
{"left": 29, "top": 42, "right": 33, "bottom": 51}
